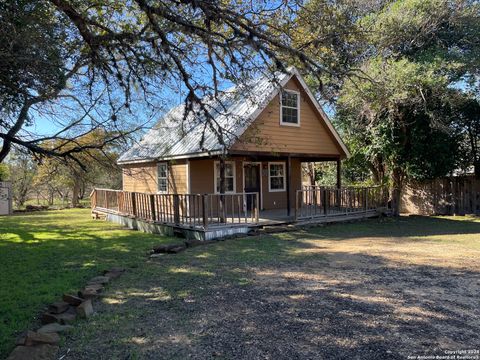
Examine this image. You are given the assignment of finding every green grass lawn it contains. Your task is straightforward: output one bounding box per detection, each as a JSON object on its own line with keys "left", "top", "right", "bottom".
{"left": 0, "top": 209, "right": 177, "bottom": 358}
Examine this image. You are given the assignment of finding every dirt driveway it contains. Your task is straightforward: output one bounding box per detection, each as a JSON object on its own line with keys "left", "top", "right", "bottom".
{"left": 60, "top": 216, "right": 480, "bottom": 359}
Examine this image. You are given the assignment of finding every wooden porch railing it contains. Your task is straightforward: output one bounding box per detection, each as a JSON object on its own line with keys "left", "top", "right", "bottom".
{"left": 90, "top": 189, "right": 260, "bottom": 229}
{"left": 295, "top": 185, "right": 389, "bottom": 220}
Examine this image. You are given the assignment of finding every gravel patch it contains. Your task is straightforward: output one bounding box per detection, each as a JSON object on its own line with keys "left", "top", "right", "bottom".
{"left": 59, "top": 224, "right": 480, "bottom": 360}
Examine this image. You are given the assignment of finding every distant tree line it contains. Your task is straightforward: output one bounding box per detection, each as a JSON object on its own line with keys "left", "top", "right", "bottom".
{"left": 4, "top": 131, "right": 121, "bottom": 208}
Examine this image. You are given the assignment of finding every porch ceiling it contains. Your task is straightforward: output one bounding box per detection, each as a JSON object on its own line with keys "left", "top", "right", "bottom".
{"left": 227, "top": 150, "right": 342, "bottom": 162}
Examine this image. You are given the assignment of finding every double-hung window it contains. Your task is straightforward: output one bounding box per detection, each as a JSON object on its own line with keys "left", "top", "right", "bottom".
{"left": 280, "top": 90, "right": 300, "bottom": 126}
{"left": 268, "top": 162, "right": 286, "bottom": 192}
{"left": 215, "top": 161, "right": 235, "bottom": 193}
{"left": 157, "top": 163, "right": 168, "bottom": 192}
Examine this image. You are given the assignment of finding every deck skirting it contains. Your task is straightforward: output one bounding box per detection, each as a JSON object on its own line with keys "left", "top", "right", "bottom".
{"left": 105, "top": 212, "right": 250, "bottom": 241}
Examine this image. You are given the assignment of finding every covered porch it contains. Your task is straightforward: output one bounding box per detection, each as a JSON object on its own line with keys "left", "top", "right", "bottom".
{"left": 90, "top": 186, "right": 390, "bottom": 240}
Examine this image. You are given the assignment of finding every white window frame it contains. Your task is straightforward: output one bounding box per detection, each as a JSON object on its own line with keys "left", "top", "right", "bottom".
{"left": 268, "top": 162, "right": 286, "bottom": 192}
{"left": 280, "top": 89, "right": 301, "bottom": 127}
{"left": 157, "top": 162, "right": 168, "bottom": 193}
{"left": 214, "top": 161, "right": 236, "bottom": 194}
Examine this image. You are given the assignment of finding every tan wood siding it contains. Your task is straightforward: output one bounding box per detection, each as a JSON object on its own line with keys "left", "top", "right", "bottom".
{"left": 168, "top": 161, "right": 188, "bottom": 193}
{"left": 122, "top": 162, "right": 157, "bottom": 193}
{"left": 232, "top": 78, "right": 343, "bottom": 156}
{"left": 260, "top": 158, "right": 302, "bottom": 210}
{"left": 189, "top": 159, "right": 243, "bottom": 194}
{"left": 124, "top": 157, "right": 303, "bottom": 211}
{"left": 189, "top": 159, "right": 215, "bottom": 194}
{"left": 189, "top": 157, "right": 302, "bottom": 210}
{"left": 122, "top": 160, "right": 187, "bottom": 194}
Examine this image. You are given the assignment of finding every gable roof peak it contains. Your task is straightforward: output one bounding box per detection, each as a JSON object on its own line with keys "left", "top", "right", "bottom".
{"left": 118, "top": 68, "right": 349, "bottom": 164}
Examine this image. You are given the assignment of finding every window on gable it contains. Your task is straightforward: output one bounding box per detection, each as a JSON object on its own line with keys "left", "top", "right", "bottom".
{"left": 280, "top": 90, "right": 300, "bottom": 125}
{"left": 157, "top": 163, "right": 168, "bottom": 192}
{"left": 268, "top": 162, "right": 286, "bottom": 192}
{"left": 215, "top": 162, "right": 235, "bottom": 193}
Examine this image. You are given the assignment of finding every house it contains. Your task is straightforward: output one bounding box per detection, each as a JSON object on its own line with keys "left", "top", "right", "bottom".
{"left": 117, "top": 67, "right": 350, "bottom": 217}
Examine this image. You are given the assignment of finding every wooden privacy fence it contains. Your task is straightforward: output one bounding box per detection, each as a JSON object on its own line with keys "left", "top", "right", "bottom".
{"left": 295, "top": 185, "right": 389, "bottom": 220}
{"left": 401, "top": 176, "right": 480, "bottom": 215}
{"left": 91, "top": 189, "right": 259, "bottom": 229}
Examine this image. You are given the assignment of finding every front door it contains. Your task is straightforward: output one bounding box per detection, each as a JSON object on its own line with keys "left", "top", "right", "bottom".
{"left": 244, "top": 163, "right": 261, "bottom": 210}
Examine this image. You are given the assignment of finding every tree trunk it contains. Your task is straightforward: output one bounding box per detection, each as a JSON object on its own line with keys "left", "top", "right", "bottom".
{"left": 72, "top": 177, "right": 81, "bottom": 207}
{"left": 369, "top": 156, "right": 385, "bottom": 185}
{"left": 369, "top": 163, "right": 380, "bottom": 184}
{"left": 0, "top": 103, "right": 31, "bottom": 163}
{"left": 391, "top": 168, "right": 404, "bottom": 216}
{"left": 48, "top": 189, "right": 54, "bottom": 206}
{"left": 308, "top": 162, "right": 316, "bottom": 185}
{"left": 79, "top": 181, "right": 85, "bottom": 199}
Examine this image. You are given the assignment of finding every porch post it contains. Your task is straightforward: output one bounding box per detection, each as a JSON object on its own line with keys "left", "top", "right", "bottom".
{"left": 336, "top": 158, "right": 342, "bottom": 189}
{"left": 286, "top": 155, "right": 292, "bottom": 216}
{"left": 336, "top": 159, "right": 342, "bottom": 209}
{"left": 219, "top": 155, "right": 226, "bottom": 223}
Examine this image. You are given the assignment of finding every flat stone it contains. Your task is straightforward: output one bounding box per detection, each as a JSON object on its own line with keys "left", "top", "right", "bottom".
{"left": 149, "top": 253, "right": 166, "bottom": 258}
{"left": 102, "top": 267, "right": 126, "bottom": 280}
{"left": 48, "top": 301, "right": 69, "bottom": 314}
{"left": 185, "top": 239, "right": 203, "bottom": 247}
{"left": 40, "top": 313, "right": 57, "bottom": 325}
{"left": 169, "top": 245, "right": 186, "bottom": 253}
{"left": 78, "top": 283, "right": 103, "bottom": 299}
{"left": 152, "top": 244, "right": 168, "bottom": 253}
{"left": 78, "top": 288, "right": 98, "bottom": 300}
{"left": 62, "top": 294, "right": 83, "bottom": 306}
{"left": 24, "top": 331, "right": 60, "bottom": 346}
{"left": 7, "top": 344, "right": 58, "bottom": 360}
{"left": 14, "top": 335, "right": 26, "bottom": 346}
{"left": 104, "top": 270, "right": 123, "bottom": 279}
{"left": 40, "top": 307, "right": 76, "bottom": 325}
{"left": 85, "top": 283, "right": 103, "bottom": 293}
{"left": 87, "top": 276, "right": 109, "bottom": 285}
{"left": 152, "top": 244, "right": 186, "bottom": 254}
{"left": 37, "top": 323, "right": 73, "bottom": 334}
{"left": 76, "top": 299, "right": 93, "bottom": 318}
{"left": 56, "top": 309, "right": 76, "bottom": 324}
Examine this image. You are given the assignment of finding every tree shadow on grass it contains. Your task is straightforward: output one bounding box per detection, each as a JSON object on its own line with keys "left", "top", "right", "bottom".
{"left": 299, "top": 215, "right": 480, "bottom": 240}
{"left": 60, "top": 229, "right": 480, "bottom": 360}
{"left": 0, "top": 210, "right": 178, "bottom": 359}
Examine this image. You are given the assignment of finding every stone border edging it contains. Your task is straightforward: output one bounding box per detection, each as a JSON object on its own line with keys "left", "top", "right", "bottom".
{"left": 7, "top": 267, "right": 126, "bottom": 360}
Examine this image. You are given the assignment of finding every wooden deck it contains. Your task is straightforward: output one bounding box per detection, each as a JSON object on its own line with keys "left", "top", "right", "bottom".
{"left": 90, "top": 186, "right": 390, "bottom": 240}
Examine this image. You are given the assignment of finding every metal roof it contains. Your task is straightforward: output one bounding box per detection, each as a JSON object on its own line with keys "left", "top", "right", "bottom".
{"left": 118, "top": 68, "right": 349, "bottom": 164}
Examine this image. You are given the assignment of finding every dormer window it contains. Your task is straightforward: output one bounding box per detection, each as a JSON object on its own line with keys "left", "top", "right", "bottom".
{"left": 280, "top": 90, "right": 300, "bottom": 126}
